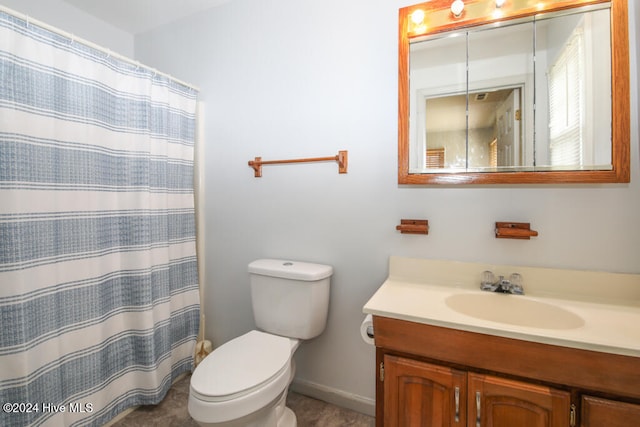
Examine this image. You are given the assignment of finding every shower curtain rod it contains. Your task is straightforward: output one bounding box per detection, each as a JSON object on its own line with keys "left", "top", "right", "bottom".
{"left": 0, "top": 5, "right": 199, "bottom": 91}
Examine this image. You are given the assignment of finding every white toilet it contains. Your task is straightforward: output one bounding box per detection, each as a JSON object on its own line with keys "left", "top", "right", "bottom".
{"left": 188, "top": 259, "right": 333, "bottom": 427}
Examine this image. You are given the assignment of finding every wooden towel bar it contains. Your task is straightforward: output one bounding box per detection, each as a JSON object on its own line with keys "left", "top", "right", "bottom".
{"left": 248, "top": 150, "right": 348, "bottom": 177}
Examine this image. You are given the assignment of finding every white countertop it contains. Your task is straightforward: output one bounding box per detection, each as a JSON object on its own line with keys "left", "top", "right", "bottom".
{"left": 363, "top": 257, "right": 640, "bottom": 358}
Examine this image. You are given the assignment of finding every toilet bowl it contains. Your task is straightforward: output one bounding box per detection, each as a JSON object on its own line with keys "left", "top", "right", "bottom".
{"left": 188, "top": 259, "right": 332, "bottom": 427}
{"left": 188, "top": 330, "right": 300, "bottom": 426}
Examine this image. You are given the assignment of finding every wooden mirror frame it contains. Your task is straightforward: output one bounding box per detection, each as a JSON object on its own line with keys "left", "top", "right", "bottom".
{"left": 398, "top": 0, "right": 630, "bottom": 185}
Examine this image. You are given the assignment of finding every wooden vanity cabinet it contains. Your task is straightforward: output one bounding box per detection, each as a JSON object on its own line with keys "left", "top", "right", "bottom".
{"left": 384, "top": 355, "right": 467, "bottom": 426}
{"left": 383, "top": 354, "right": 570, "bottom": 427}
{"left": 468, "top": 373, "right": 570, "bottom": 427}
{"left": 373, "top": 316, "right": 640, "bottom": 427}
{"left": 581, "top": 396, "right": 640, "bottom": 427}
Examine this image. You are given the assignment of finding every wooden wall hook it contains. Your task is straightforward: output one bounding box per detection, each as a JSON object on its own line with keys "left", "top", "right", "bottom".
{"left": 396, "top": 219, "right": 429, "bottom": 234}
{"left": 495, "top": 222, "right": 538, "bottom": 240}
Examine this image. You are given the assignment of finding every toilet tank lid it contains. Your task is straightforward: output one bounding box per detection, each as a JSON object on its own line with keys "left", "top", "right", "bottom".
{"left": 248, "top": 259, "right": 333, "bottom": 281}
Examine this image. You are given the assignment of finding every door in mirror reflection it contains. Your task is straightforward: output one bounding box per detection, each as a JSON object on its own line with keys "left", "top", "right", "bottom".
{"left": 424, "top": 87, "right": 523, "bottom": 170}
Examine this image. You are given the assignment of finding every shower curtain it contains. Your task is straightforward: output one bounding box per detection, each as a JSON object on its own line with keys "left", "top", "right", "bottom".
{"left": 0, "top": 10, "right": 200, "bottom": 427}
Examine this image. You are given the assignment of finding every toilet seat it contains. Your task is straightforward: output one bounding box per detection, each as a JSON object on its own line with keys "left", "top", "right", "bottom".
{"left": 190, "top": 330, "right": 292, "bottom": 403}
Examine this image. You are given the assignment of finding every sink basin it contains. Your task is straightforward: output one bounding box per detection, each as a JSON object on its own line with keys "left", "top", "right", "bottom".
{"left": 445, "top": 293, "right": 585, "bottom": 330}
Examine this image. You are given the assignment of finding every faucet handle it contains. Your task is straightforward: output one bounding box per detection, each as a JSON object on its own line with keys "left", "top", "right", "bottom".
{"left": 480, "top": 270, "right": 497, "bottom": 291}
{"left": 509, "top": 273, "right": 524, "bottom": 294}
{"left": 481, "top": 270, "right": 495, "bottom": 284}
{"left": 509, "top": 273, "right": 522, "bottom": 286}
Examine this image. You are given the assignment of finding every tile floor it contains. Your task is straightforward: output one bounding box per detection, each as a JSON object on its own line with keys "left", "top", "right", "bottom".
{"left": 111, "top": 374, "right": 375, "bottom": 427}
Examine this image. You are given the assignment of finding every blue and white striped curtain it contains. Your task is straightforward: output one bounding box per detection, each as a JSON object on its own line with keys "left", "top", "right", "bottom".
{"left": 0, "top": 10, "right": 200, "bottom": 427}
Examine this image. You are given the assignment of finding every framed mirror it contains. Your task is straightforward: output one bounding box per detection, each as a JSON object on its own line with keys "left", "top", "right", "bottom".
{"left": 398, "top": 0, "right": 630, "bottom": 184}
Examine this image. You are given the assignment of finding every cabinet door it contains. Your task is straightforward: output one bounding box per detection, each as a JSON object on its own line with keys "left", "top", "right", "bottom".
{"left": 469, "top": 373, "right": 571, "bottom": 427}
{"left": 384, "top": 355, "right": 466, "bottom": 427}
{"left": 582, "top": 395, "right": 640, "bottom": 427}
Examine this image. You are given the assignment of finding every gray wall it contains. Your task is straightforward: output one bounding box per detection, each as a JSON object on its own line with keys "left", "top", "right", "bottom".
{"left": 1, "top": 0, "right": 134, "bottom": 57}
{"left": 134, "top": 0, "right": 639, "bottom": 413}
{"left": 6, "top": 0, "right": 637, "bottom": 416}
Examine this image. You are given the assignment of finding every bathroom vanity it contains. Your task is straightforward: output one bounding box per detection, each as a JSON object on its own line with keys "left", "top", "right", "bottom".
{"left": 364, "top": 257, "right": 640, "bottom": 427}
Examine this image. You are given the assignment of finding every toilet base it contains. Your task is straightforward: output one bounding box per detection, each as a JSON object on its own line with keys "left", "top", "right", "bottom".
{"left": 190, "top": 389, "right": 297, "bottom": 427}
{"left": 274, "top": 389, "right": 296, "bottom": 427}
{"left": 189, "top": 337, "right": 302, "bottom": 427}
{"left": 279, "top": 407, "right": 296, "bottom": 427}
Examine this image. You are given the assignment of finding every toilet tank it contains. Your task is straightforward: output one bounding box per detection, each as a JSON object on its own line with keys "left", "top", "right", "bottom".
{"left": 248, "top": 259, "right": 332, "bottom": 340}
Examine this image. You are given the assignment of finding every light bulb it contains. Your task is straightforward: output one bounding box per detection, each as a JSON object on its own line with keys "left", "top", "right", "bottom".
{"left": 451, "top": 0, "right": 464, "bottom": 18}
{"left": 411, "top": 9, "right": 425, "bottom": 25}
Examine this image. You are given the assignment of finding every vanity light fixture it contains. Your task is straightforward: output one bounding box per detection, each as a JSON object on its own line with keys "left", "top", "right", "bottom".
{"left": 451, "top": 0, "right": 464, "bottom": 18}
{"left": 410, "top": 9, "right": 425, "bottom": 25}
{"left": 409, "top": 9, "right": 427, "bottom": 34}
{"left": 493, "top": 0, "right": 506, "bottom": 18}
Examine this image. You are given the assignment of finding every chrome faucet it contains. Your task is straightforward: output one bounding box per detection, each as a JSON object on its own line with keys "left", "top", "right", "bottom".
{"left": 480, "top": 271, "right": 524, "bottom": 295}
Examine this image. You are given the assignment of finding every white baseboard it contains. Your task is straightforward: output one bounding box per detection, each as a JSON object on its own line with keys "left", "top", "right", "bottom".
{"left": 289, "top": 378, "right": 376, "bottom": 418}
